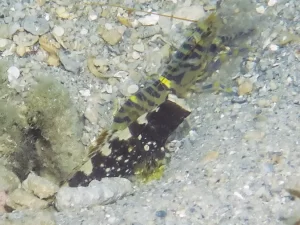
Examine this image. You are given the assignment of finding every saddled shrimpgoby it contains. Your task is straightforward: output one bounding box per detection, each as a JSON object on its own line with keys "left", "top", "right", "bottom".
{"left": 66, "top": 12, "right": 250, "bottom": 187}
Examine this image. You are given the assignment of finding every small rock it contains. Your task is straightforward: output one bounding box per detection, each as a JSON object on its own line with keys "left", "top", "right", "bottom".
{"left": 52, "top": 26, "right": 64, "bottom": 37}
{"left": 201, "top": 151, "right": 219, "bottom": 164}
{"left": 6, "top": 188, "right": 49, "bottom": 210}
{"left": 13, "top": 32, "right": 39, "bottom": 47}
{"left": 88, "top": 11, "right": 98, "bottom": 21}
{"left": 23, "top": 16, "right": 50, "bottom": 36}
{"left": 0, "top": 191, "right": 8, "bottom": 213}
{"left": 257, "top": 99, "right": 271, "bottom": 108}
{"left": 244, "top": 130, "right": 265, "bottom": 141}
{"left": 256, "top": 6, "right": 265, "bottom": 14}
{"left": 0, "top": 210, "right": 56, "bottom": 225}
{"left": 7, "top": 66, "right": 20, "bottom": 83}
{"left": 269, "top": 80, "right": 277, "bottom": 90}
{"left": 55, "top": 178, "right": 133, "bottom": 211}
{"left": 0, "top": 164, "right": 20, "bottom": 192}
{"left": 79, "top": 89, "right": 91, "bottom": 97}
{"left": 0, "top": 38, "right": 10, "bottom": 51}
{"left": 0, "top": 24, "right": 10, "bottom": 39}
{"left": 80, "top": 27, "right": 88, "bottom": 35}
{"left": 133, "top": 42, "right": 145, "bottom": 52}
{"left": 269, "top": 44, "right": 279, "bottom": 51}
{"left": 22, "top": 173, "right": 59, "bottom": 199}
{"left": 58, "top": 51, "right": 81, "bottom": 73}
{"left": 155, "top": 210, "right": 167, "bottom": 218}
{"left": 84, "top": 106, "right": 98, "bottom": 124}
{"left": 138, "top": 14, "right": 159, "bottom": 26}
{"left": 238, "top": 80, "right": 253, "bottom": 96}
{"left": 268, "top": 0, "right": 277, "bottom": 6}
{"left": 56, "top": 7, "right": 71, "bottom": 19}
{"left": 132, "top": 51, "right": 140, "bottom": 59}
{"left": 16, "top": 45, "right": 27, "bottom": 57}
{"left": 127, "top": 84, "right": 139, "bottom": 94}
{"left": 101, "top": 29, "right": 122, "bottom": 45}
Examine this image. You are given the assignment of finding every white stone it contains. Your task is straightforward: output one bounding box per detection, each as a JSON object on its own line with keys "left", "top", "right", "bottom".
{"left": 268, "top": 0, "right": 277, "bottom": 6}
{"left": 22, "top": 173, "right": 59, "bottom": 199}
{"left": 127, "top": 84, "right": 139, "bottom": 94}
{"left": 0, "top": 38, "right": 9, "bottom": 50}
{"left": 55, "top": 178, "right": 133, "bottom": 211}
{"left": 79, "top": 89, "right": 91, "bottom": 97}
{"left": 105, "top": 23, "right": 113, "bottom": 30}
{"left": 84, "top": 106, "right": 98, "bottom": 124}
{"left": 138, "top": 14, "right": 159, "bottom": 26}
{"left": 80, "top": 27, "right": 88, "bottom": 35}
{"left": 7, "top": 66, "right": 20, "bottom": 82}
{"left": 52, "top": 26, "right": 64, "bottom": 37}
{"left": 269, "top": 44, "right": 279, "bottom": 51}
{"left": 256, "top": 6, "right": 265, "bottom": 14}
{"left": 133, "top": 42, "right": 145, "bottom": 52}
{"left": 132, "top": 51, "right": 140, "bottom": 59}
{"left": 89, "top": 13, "right": 98, "bottom": 21}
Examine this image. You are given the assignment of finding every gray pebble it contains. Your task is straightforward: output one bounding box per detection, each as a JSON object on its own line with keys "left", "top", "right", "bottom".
{"left": 55, "top": 178, "right": 133, "bottom": 211}
{"left": 23, "top": 16, "right": 50, "bottom": 35}
{"left": 58, "top": 51, "right": 81, "bottom": 74}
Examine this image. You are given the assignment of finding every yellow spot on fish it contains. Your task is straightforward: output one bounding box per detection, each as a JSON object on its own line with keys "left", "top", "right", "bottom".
{"left": 159, "top": 76, "right": 172, "bottom": 89}
{"left": 129, "top": 95, "right": 139, "bottom": 104}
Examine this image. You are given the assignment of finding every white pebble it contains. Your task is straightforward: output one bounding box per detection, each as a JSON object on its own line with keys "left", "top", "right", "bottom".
{"left": 132, "top": 51, "right": 140, "bottom": 59}
{"left": 268, "top": 0, "right": 277, "bottom": 6}
{"left": 80, "top": 27, "right": 88, "bottom": 35}
{"left": 114, "top": 71, "right": 128, "bottom": 78}
{"left": 105, "top": 23, "right": 113, "bottom": 30}
{"left": 89, "top": 13, "right": 98, "bottom": 21}
{"left": 127, "top": 84, "right": 139, "bottom": 94}
{"left": 138, "top": 14, "right": 159, "bottom": 26}
{"left": 0, "top": 38, "right": 8, "bottom": 49}
{"left": 269, "top": 44, "right": 279, "bottom": 51}
{"left": 53, "top": 26, "right": 64, "bottom": 37}
{"left": 7, "top": 66, "right": 20, "bottom": 82}
{"left": 256, "top": 6, "right": 265, "bottom": 14}
{"left": 79, "top": 89, "right": 91, "bottom": 97}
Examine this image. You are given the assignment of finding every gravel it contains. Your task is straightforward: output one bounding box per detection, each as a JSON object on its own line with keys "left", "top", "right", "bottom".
{"left": 0, "top": 0, "right": 300, "bottom": 224}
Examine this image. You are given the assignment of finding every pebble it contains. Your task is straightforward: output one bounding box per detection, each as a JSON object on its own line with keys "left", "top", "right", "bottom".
{"left": 58, "top": 51, "right": 81, "bottom": 74}
{"left": 22, "top": 173, "right": 59, "bottom": 199}
{"left": 0, "top": 38, "right": 10, "bottom": 51}
{"left": 238, "top": 80, "right": 253, "bottom": 96}
{"left": 101, "top": 29, "right": 122, "bottom": 45}
{"left": 52, "top": 26, "right": 64, "bottom": 37}
{"left": 0, "top": 164, "right": 20, "bottom": 192}
{"left": 80, "top": 27, "right": 88, "bottom": 35}
{"left": 7, "top": 66, "right": 20, "bottom": 83}
{"left": 55, "top": 178, "right": 133, "bottom": 211}
{"left": 268, "top": 0, "right": 277, "bottom": 6}
{"left": 88, "top": 12, "right": 98, "bottom": 21}
{"left": 6, "top": 188, "right": 49, "bottom": 210}
{"left": 56, "top": 7, "right": 70, "bottom": 19}
{"left": 79, "top": 89, "right": 91, "bottom": 97}
{"left": 269, "top": 44, "right": 279, "bottom": 51}
{"left": 84, "top": 106, "right": 98, "bottom": 124}
{"left": 256, "top": 6, "right": 265, "bottom": 14}
{"left": 132, "top": 51, "right": 140, "bottom": 59}
{"left": 133, "top": 42, "right": 145, "bottom": 52}
{"left": 127, "top": 84, "right": 139, "bottom": 94}
{"left": 0, "top": 191, "right": 8, "bottom": 213}
{"left": 269, "top": 80, "right": 277, "bottom": 90}
{"left": 138, "top": 14, "right": 160, "bottom": 26}
{"left": 23, "top": 16, "right": 50, "bottom": 36}
{"left": 0, "top": 210, "right": 56, "bottom": 225}
{"left": 155, "top": 210, "right": 167, "bottom": 218}
{"left": 13, "top": 32, "right": 39, "bottom": 47}
{"left": 243, "top": 130, "right": 265, "bottom": 141}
